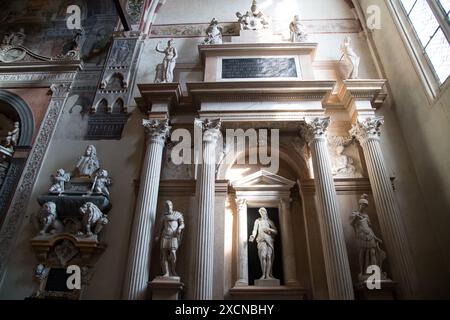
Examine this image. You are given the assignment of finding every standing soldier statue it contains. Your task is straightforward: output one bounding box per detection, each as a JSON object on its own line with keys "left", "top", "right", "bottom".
{"left": 155, "top": 200, "right": 185, "bottom": 277}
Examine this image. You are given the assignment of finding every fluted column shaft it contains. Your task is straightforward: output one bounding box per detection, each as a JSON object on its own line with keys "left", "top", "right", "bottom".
{"left": 301, "top": 117, "right": 354, "bottom": 300}
{"left": 235, "top": 198, "right": 249, "bottom": 286}
{"left": 193, "top": 119, "right": 221, "bottom": 300}
{"left": 279, "top": 199, "right": 299, "bottom": 286}
{"left": 123, "top": 119, "right": 170, "bottom": 300}
{"left": 351, "top": 117, "right": 418, "bottom": 298}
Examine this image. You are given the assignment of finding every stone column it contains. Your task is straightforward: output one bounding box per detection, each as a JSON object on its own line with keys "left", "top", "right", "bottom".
{"left": 122, "top": 119, "right": 170, "bottom": 300}
{"left": 351, "top": 116, "right": 418, "bottom": 298}
{"left": 235, "top": 198, "right": 249, "bottom": 286}
{"left": 278, "top": 198, "right": 299, "bottom": 286}
{"left": 193, "top": 119, "right": 221, "bottom": 300}
{"left": 300, "top": 117, "right": 354, "bottom": 300}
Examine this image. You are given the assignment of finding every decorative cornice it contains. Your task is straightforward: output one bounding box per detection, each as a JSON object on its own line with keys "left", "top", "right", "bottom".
{"left": 350, "top": 116, "right": 384, "bottom": 143}
{"left": 0, "top": 71, "right": 78, "bottom": 88}
{"left": 187, "top": 81, "right": 336, "bottom": 107}
{"left": 142, "top": 119, "right": 171, "bottom": 144}
{"left": 138, "top": 83, "right": 182, "bottom": 114}
{"left": 198, "top": 42, "right": 318, "bottom": 65}
{"left": 300, "top": 178, "right": 372, "bottom": 194}
{"left": 299, "top": 117, "right": 331, "bottom": 143}
{"left": 341, "top": 79, "right": 387, "bottom": 108}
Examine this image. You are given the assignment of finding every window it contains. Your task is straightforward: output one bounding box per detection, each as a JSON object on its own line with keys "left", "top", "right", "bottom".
{"left": 399, "top": 0, "right": 450, "bottom": 85}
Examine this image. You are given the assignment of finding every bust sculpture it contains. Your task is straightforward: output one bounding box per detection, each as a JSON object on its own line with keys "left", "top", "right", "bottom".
{"left": 75, "top": 145, "right": 100, "bottom": 177}
{"left": 249, "top": 207, "right": 278, "bottom": 280}
{"left": 155, "top": 39, "right": 177, "bottom": 83}
{"left": 289, "top": 15, "right": 308, "bottom": 42}
{"left": 203, "top": 18, "right": 223, "bottom": 45}
{"left": 155, "top": 200, "right": 185, "bottom": 277}
{"left": 236, "top": 0, "right": 270, "bottom": 31}
{"left": 350, "top": 194, "right": 387, "bottom": 280}
{"left": 49, "top": 168, "right": 71, "bottom": 194}
{"left": 340, "top": 36, "right": 360, "bottom": 79}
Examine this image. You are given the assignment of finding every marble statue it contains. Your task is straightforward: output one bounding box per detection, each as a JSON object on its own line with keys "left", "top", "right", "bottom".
{"left": 35, "top": 264, "right": 50, "bottom": 281}
{"left": 34, "top": 202, "right": 64, "bottom": 235}
{"left": 49, "top": 169, "right": 71, "bottom": 194}
{"left": 350, "top": 194, "right": 387, "bottom": 281}
{"left": 155, "top": 200, "right": 185, "bottom": 277}
{"left": 92, "top": 169, "right": 112, "bottom": 197}
{"left": 203, "top": 18, "right": 223, "bottom": 45}
{"left": 79, "top": 202, "right": 109, "bottom": 236}
{"left": 332, "top": 145, "right": 361, "bottom": 178}
{"left": 236, "top": 0, "right": 270, "bottom": 31}
{"left": 75, "top": 145, "right": 100, "bottom": 177}
{"left": 155, "top": 39, "right": 177, "bottom": 83}
{"left": 2, "top": 121, "right": 19, "bottom": 151}
{"left": 340, "top": 36, "right": 360, "bottom": 79}
{"left": 289, "top": 15, "right": 308, "bottom": 42}
{"left": 249, "top": 207, "right": 278, "bottom": 280}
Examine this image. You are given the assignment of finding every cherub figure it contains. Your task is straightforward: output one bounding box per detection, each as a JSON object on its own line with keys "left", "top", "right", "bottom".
{"left": 92, "top": 169, "right": 112, "bottom": 197}
{"left": 49, "top": 168, "right": 71, "bottom": 194}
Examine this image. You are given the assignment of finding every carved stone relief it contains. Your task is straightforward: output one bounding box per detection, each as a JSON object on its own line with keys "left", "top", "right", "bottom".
{"left": 328, "top": 136, "right": 363, "bottom": 178}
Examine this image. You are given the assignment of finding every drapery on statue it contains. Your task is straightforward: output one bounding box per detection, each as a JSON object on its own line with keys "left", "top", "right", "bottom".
{"left": 249, "top": 207, "right": 278, "bottom": 280}
{"left": 202, "top": 18, "right": 223, "bottom": 45}
{"left": 340, "top": 36, "right": 360, "bottom": 79}
{"left": 75, "top": 145, "right": 100, "bottom": 177}
{"left": 289, "top": 15, "right": 308, "bottom": 42}
{"left": 155, "top": 200, "right": 185, "bottom": 277}
{"left": 155, "top": 39, "right": 178, "bottom": 83}
{"left": 350, "top": 194, "right": 387, "bottom": 281}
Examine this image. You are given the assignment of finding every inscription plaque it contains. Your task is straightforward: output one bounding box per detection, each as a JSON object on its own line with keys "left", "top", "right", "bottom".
{"left": 222, "top": 57, "right": 298, "bottom": 79}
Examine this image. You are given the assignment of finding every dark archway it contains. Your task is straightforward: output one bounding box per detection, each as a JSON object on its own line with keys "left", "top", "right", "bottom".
{"left": 0, "top": 90, "right": 34, "bottom": 146}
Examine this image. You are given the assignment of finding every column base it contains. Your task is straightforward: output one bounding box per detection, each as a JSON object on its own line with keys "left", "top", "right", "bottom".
{"left": 149, "top": 276, "right": 184, "bottom": 300}
{"left": 354, "top": 280, "right": 397, "bottom": 300}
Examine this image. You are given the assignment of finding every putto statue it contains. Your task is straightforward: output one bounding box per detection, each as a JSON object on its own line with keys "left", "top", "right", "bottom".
{"left": 155, "top": 39, "right": 178, "bottom": 83}
{"left": 236, "top": 0, "right": 270, "bottom": 31}
{"left": 2, "top": 121, "right": 20, "bottom": 151}
{"left": 249, "top": 207, "right": 278, "bottom": 280}
{"left": 49, "top": 168, "right": 71, "bottom": 194}
{"left": 350, "top": 194, "right": 387, "bottom": 281}
{"left": 34, "top": 202, "right": 64, "bottom": 235}
{"left": 289, "top": 15, "right": 308, "bottom": 42}
{"left": 92, "top": 169, "right": 112, "bottom": 197}
{"left": 75, "top": 145, "right": 100, "bottom": 177}
{"left": 79, "top": 202, "right": 109, "bottom": 237}
{"left": 155, "top": 200, "right": 185, "bottom": 278}
{"left": 1, "top": 28, "right": 26, "bottom": 48}
{"left": 340, "top": 36, "right": 360, "bottom": 79}
{"left": 202, "top": 18, "right": 223, "bottom": 45}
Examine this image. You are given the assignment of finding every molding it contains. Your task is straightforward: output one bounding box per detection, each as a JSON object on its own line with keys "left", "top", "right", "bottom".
{"left": 0, "top": 71, "right": 78, "bottom": 88}
{"left": 198, "top": 42, "right": 318, "bottom": 66}
{"left": 300, "top": 178, "right": 372, "bottom": 194}
{"left": 138, "top": 83, "right": 183, "bottom": 114}
{"left": 157, "top": 179, "right": 228, "bottom": 195}
{"left": 0, "top": 61, "right": 83, "bottom": 74}
{"left": 187, "top": 80, "right": 336, "bottom": 107}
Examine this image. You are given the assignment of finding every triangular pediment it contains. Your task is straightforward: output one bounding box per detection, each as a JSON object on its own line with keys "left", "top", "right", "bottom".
{"left": 232, "top": 170, "right": 296, "bottom": 189}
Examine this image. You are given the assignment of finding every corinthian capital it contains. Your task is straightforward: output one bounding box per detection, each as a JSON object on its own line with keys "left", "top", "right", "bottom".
{"left": 50, "top": 83, "right": 71, "bottom": 98}
{"left": 195, "top": 118, "right": 222, "bottom": 143}
{"left": 143, "top": 118, "right": 171, "bottom": 144}
{"left": 350, "top": 116, "right": 384, "bottom": 143}
{"left": 299, "top": 117, "right": 331, "bottom": 143}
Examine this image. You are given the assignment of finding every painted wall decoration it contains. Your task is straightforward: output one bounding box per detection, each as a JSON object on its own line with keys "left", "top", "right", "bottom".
{"left": 0, "top": 0, "right": 118, "bottom": 66}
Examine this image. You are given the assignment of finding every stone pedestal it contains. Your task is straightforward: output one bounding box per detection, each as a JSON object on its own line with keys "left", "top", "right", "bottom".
{"left": 254, "top": 278, "right": 280, "bottom": 287}
{"left": 229, "top": 286, "right": 308, "bottom": 300}
{"left": 354, "top": 280, "right": 397, "bottom": 300}
{"left": 231, "top": 29, "right": 283, "bottom": 43}
{"left": 150, "top": 276, "right": 184, "bottom": 300}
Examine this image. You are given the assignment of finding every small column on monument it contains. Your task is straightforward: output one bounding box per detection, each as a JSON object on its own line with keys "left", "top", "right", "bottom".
{"left": 235, "top": 198, "right": 249, "bottom": 286}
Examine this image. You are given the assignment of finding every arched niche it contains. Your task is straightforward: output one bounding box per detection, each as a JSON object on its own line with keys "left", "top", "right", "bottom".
{"left": 0, "top": 90, "right": 34, "bottom": 147}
